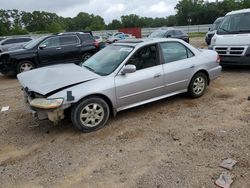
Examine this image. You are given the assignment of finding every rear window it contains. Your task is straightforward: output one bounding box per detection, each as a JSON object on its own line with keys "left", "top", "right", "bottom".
{"left": 174, "top": 30, "right": 183, "bottom": 35}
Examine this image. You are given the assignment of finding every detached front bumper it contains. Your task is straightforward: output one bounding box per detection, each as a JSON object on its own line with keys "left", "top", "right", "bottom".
{"left": 23, "top": 92, "right": 68, "bottom": 124}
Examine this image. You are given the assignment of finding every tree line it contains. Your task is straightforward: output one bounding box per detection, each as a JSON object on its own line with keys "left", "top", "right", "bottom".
{"left": 0, "top": 0, "right": 249, "bottom": 36}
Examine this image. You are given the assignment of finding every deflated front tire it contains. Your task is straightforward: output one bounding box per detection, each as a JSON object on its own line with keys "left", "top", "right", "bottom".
{"left": 71, "top": 97, "right": 110, "bottom": 132}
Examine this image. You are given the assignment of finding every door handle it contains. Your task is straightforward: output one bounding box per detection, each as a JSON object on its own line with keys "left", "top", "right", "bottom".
{"left": 154, "top": 73, "right": 162, "bottom": 78}
{"left": 56, "top": 47, "right": 61, "bottom": 50}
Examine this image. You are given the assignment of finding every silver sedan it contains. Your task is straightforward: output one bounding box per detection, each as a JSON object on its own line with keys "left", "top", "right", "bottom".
{"left": 18, "top": 38, "right": 222, "bottom": 132}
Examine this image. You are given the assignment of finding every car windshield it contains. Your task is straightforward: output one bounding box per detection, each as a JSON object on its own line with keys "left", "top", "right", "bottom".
{"left": 148, "top": 30, "right": 166, "bottom": 38}
{"left": 210, "top": 18, "right": 223, "bottom": 31}
{"left": 82, "top": 45, "right": 133, "bottom": 76}
{"left": 23, "top": 36, "right": 48, "bottom": 49}
{"left": 217, "top": 13, "right": 250, "bottom": 34}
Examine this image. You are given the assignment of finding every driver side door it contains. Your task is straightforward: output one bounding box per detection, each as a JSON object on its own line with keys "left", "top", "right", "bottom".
{"left": 115, "top": 44, "right": 165, "bottom": 111}
{"left": 38, "top": 37, "right": 63, "bottom": 66}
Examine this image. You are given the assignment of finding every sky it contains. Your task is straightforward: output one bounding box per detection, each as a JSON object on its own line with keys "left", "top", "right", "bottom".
{"left": 0, "top": 0, "right": 217, "bottom": 23}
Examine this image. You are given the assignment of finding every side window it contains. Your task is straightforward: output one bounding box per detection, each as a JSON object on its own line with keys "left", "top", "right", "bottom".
{"left": 41, "top": 37, "right": 60, "bottom": 48}
{"left": 160, "top": 42, "right": 193, "bottom": 63}
{"left": 187, "top": 48, "right": 194, "bottom": 58}
{"left": 2, "top": 39, "right": 16, "bottom": 45}
{"left": 127, "top": 45, "right": 158, "bottom": 70}
{"left": 60, "top": 36, "right": 79, "bottom": 46}
{"left": 81, "top": 34, "right": 95, "bottom": 42}
{"left": 166, "top": 30, "right": 174, "bottom": 37}
{"left": 174, "top": 30, "right": 182, "bottom": 35}
{"left": 15, "top": 38, "right": 32, "bottom": 43}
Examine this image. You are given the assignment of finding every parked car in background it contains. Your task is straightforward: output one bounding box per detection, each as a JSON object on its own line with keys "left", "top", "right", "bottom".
{"left": 148, "top": 28, "right": 189, "bottom": 43}
{"left": 94, "top": 35, "right": 103, "bottom": 43}
{"left": 17, "top": 38, "right": 221, "bottom": 132}
{"left": 0, "top": 37, "right": 6, "bottom": 41}
{"left": 0, "top": 37, "right": 33, "bottom": 53}
{"left": 106, "top": 32, "right": 126, "bottom": 43}
{"left": 209, "top": 8, "right": 250, "bottom": 66}
{"left": 205, "top": 17, "right": 224, "bottom": 45}
{"left": 94, "top": 35, "right": 106, "bottom": 49}
{"left": 0, "top": 32, "right": 99, "bottom": 76}
{"left": 124, "top": 34, "right": 136, "bottom": 39}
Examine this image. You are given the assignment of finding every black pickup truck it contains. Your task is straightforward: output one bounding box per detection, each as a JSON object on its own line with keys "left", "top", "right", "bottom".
{"left": 0, "top": 32, "right": 99, "bottom": 76}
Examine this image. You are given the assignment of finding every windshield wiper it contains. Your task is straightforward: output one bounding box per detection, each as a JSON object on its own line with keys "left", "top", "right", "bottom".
{"left": 83, "top": 65, "right": 96, "bottom": 73}
{"left": 237, "top": 30, "right": 250, "bottom": 33}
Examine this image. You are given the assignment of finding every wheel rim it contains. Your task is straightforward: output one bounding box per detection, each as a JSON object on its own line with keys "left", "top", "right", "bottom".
{"left": 83, "top": 54, "right": 91, "bottom": 61}
{"left": 193, "top": 76, "right": 206, "bottom": 95}
{"left": 20, "top": 63, "right": 33, "bottom": 72}
{"left": 80, "top": 103, "right": 104, "bottom": 128}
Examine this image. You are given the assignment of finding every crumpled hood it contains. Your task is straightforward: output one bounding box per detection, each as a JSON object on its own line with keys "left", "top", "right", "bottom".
{"left": 17, "top": 64, "right": 100, "bottom": 95}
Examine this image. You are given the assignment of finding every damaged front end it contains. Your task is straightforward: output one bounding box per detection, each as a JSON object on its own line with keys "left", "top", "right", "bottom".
{"left": 23, "top": 87, "right": 70, "bottom": 124}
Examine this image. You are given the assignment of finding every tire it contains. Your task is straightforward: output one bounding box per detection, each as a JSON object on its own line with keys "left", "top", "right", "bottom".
{"left": 81, "top": 52, "right": 92, "bottom": 62}
{"left": 17, "top": 60, "right": 35, "bottom": 74}
{"left": 188, "top": 72, "right": 208, "bottom": 98}
{"left": 71, "top": 97, "right": 110, "bottom": 132}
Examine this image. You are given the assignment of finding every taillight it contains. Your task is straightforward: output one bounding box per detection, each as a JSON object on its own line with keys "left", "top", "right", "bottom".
{"left": 216, "top": 55, "right": 220, "bottom": 64}
{"left": 94, "top": 41, "right": 99, "bottom": 48}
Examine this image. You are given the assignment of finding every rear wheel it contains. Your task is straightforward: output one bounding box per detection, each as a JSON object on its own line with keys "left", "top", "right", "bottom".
{"left": 81, "top": 52, "right": 92, "bottom": 62}
{"left": 188, "top": 72, "right": 208, "bottom": 98}
{"left": 71, "top": 97, "right": 110, "bottom": 132}
{"left": 17, "top": 60, "right": 35, "bottom": 74}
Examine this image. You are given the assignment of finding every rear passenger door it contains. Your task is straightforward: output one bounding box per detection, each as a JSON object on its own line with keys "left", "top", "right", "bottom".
{"left": 160, "top": 42, "right": 195, "bottom": 94}
{"left": 59, "top": 35, "right": 81, "bottom": 63}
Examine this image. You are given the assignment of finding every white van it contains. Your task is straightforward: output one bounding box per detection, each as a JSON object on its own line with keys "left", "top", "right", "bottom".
{"left": 209, "top": 8, "right": 250, "bottom": 66}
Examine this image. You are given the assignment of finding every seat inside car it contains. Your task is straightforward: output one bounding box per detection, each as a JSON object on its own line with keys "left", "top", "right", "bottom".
{"left": 128, "top": 45, "right": 157, "bottom": 70}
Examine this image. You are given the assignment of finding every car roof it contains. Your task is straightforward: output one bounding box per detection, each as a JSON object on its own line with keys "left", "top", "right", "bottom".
{"left": 226, "top": 8, "right": 250, "bottom": 16}
{"left": 113, "top": 38, "right": 186, "bottom": 47}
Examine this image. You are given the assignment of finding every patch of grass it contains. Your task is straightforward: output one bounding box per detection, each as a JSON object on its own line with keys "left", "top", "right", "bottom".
{"left": 189, "top": 32, "right": 206, "bottom": 38}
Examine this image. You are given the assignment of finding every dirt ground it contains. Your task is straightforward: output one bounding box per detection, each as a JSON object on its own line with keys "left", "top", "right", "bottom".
{"left": 0, "top": 37, "right": 249, "bottom": 188}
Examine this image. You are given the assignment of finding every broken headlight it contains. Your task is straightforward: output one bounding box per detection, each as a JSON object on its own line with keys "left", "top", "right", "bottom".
{"left": 30, "top": 98, "right": 64, "bottom": 109}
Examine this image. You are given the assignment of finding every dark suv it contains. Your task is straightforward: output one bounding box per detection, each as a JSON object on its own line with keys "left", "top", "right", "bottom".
{"left": 0, "top": 32, "right": 99, "bottom": 76}
{"left": 148, "top": 28, "right": 189, "bottom": 43}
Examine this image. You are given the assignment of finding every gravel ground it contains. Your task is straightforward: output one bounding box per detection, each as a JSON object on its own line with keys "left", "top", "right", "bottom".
{"left": 0, "top": 37, "right": 249, "bottom": 188}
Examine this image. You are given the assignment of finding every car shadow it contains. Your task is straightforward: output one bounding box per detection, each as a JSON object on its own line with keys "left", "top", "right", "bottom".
{"left": 222, "top": 65, "right": 250, "bottom": 73}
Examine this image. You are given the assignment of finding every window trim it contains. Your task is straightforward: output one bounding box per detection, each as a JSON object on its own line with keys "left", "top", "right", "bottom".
{"left": 159, "top": 41, "right": 195, "bottom": 64}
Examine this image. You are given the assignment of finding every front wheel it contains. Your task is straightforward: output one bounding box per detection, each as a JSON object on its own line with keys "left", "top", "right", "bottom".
{"left": 17, "top": 60, "right": 35, "bottom": 74}
{"left": 71, "top": 97, "right": 110, "bottom": 132}
{"left": 188, "top": 72, "right": 208, "bottom": 98}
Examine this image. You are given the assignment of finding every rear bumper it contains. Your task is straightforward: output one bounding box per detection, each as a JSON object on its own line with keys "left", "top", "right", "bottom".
{"left": 209, "top": 66, "right": 222, "bottom": 80}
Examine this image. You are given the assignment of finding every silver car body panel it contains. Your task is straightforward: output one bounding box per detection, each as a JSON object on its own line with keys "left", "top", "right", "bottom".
{"left": 17, "top": 64, "right": 100, "bottom": 95}
{"left": 17, "top": 38, "right": 221, "bottom": 118}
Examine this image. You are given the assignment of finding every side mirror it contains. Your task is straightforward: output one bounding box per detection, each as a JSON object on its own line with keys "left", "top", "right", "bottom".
{"left": 208, "top": 27, "right": 211, "bottom": 31}
{"left": 39, "top": 44, "right": 46, "bottom": 49}
{"left": 166, "top": 35, "right": 171, "bottom": 38}
{"left": 121, "top": 64, "right": 136, "bottom": 74}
